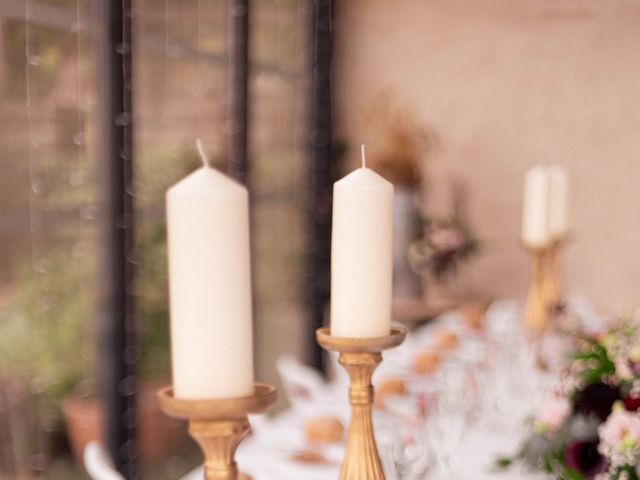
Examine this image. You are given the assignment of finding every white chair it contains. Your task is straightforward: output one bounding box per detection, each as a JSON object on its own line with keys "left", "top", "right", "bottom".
{"left": 83, "top": 441, "right": 125, "bottom": 480}
{"left": 180, "top": 467, "right": 205, "bottom": 480}
{"left": 276, "top": 354, "right": 324, "bottom": 408}
{"left": 82, "top": 430, "right": 262, "bottom": 480}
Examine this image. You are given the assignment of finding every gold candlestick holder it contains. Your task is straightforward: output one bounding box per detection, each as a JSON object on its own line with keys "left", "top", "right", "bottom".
{"left": 157, "top": 384, "right": 277, "bottom": 480}
{"left": 523, "top": 245, "right": 553, "bottom": 335}
{"left": 545, "top": 239, "right": 564, "bottom": 311}
{"left": 316, "top": 326, "right": 407, "bottom": 480}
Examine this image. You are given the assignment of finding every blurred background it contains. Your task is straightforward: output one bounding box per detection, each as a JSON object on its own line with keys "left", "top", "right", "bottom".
{"left": 0, "top": 0, "right": 639, "bottom": 478}
{"left": 334, "top": 0, "right": 640, "bottom": 311}
{"left": 0, "top": 0, "right": 309, "bottom": 477}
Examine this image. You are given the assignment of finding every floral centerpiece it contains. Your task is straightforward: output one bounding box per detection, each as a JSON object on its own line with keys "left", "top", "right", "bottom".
{"left": 408, "top": 218, "right": 478, "bottom": 279}
{"left": 500, "top": 308, "right": 640, "bottom": 479}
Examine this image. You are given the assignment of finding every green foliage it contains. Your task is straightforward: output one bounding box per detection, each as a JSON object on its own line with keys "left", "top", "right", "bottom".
{"left": 137, "top": 222, "right": 171, "bottom": 380}
{"left": 614, "top": 465, "right": 640, "bottom": 480}
{"left": 495, "top": 457, "right": 513, "bottom": 469}
{"left": 5, "top": 22, "right": 66, "bottom": 95}
{"left": 542, "top": 451, "right": 585, "bottom": 480}
{"left": 0, "top": 147, "right": 201, "bottom": 433}
{"left": 0, "top": 252, "right": 95, "bottom": 419}
{"left": 574, "top": 336, "right": 616, "bottom": 386}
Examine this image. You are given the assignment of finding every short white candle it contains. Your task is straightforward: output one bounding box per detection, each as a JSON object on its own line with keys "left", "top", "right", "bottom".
{"left": 166, "top": 141, "right": 254, "bottom": 399}
{"left": 548, "top": 165, "right": 569, "bottom": 239}
{"left": 521, "top": 166, "right": 551, "bottom": 248}
{"left": 330, "top": 145, "right": 394, "bottom": 338}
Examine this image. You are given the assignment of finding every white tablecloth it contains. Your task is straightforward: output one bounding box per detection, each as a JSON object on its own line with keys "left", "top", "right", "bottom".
{"left": 185, "top": 297, "right": 602, "bottom": 480}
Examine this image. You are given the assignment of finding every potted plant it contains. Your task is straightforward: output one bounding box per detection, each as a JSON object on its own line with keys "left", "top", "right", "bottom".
{"left": 0, "top": 149, "right": 202, "bottom": 473}
{"left": 61, "top": 221, "right": 187, "bottom": 465}
{"left": 61, "top": 148, "right": 203, "bottom": 465}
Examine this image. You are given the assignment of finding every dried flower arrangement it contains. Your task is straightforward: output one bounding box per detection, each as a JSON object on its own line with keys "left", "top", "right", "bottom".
{"left": 366, "top": 91, "right": 437, "bottom": 188}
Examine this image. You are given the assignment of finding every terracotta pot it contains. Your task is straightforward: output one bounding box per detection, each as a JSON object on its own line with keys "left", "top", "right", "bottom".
{"left": 62, "top": 381, "right": 187, "bottom": 464}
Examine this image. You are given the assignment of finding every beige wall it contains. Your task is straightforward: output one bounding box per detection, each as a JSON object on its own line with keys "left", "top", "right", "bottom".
{"left": 334, "top": 0, "right": 640, "bottom": 315}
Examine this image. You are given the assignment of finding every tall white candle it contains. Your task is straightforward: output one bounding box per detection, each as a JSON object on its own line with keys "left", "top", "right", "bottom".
{"left": 166, "top": 143, "right": 254, "bottom": 399}
{"left": 521, "top": 166, "right": 551, "bottom": 248}
{"left": 330, "top": 146, "right": 394, "bottom": 338}
{"left": 548, "top": 165, "right": 569, "bottom": 239}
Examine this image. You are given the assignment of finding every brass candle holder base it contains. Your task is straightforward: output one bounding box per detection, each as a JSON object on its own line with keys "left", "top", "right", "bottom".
{"left": 316, "top": 326, "right": 407, "bottom": 480}
{"left": 157, "top": 384, "right": 277, "bottom": 480}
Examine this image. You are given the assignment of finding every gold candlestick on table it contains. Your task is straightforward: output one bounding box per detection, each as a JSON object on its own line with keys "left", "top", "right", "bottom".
{"left": 157, "top": 384, "right": 277, "bottom": 480}
{"left": 523, "top": 245, "right": 553, "bottom": 335}
{"left": 545, "top": 239, "right": 564, "bottom": 311}
{"left": 316, "top": 326, "right": 407, "bottom": 480}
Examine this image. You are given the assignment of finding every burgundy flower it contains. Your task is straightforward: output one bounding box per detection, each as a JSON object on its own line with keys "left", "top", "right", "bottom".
{"left": 563, "top": 440, "right": 606, "bottom": 477}
{"left": 624, "top": 396, "right": 640, "bottom": 412}
{"left": 574, "top": 382, "right": 621, "bottom": 420}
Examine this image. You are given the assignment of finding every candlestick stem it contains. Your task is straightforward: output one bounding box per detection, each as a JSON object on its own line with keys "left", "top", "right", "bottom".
{"left": 340, "top": 351, "right": 384, "bottom": 478}
{"left": 189, "top": 419, "right": 248, "bottom": 479}
{"left": 524, "top": 247, "right": 552, "bottom": 334}
{"left": 545, "top": 241, "right": 562, "bottom": 310}
{"left": 316, "top": 327, "right": 407, "bottom": 480}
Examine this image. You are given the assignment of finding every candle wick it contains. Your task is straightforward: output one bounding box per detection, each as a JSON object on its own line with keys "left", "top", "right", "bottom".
{"left": 361, "top": 144, "right": 367, "bottom": 169}
{"left": 196, "top": 138, "right": 211, "bottom": 168}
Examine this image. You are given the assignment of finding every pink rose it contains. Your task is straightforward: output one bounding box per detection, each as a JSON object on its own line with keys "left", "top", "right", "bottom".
{"left": 535, "top": 395, "right": 571, "bottom": 432}
{"left": 598, "top": 408, "right": 640, "bottom": 451}
{"left": 615, "top": 357, "right": 634, "bottom": 381}
{"left": 430, "top": 227, "right": 464, "bottom": 251}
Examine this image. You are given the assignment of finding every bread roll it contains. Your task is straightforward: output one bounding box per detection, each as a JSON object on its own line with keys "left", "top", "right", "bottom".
{"left": 413, "top": 351, "right": 441, "bottom": 375}
{"left": 304, "top": 416, "right": 345, "bottom": 444}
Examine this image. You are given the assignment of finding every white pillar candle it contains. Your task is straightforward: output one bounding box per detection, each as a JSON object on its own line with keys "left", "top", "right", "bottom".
{"left": 166, "top": 142, "right": 254, "bottom": 399}
{"left": 548, "top": 165, "right": 569, "bottom": 239}
{"left": 521, "top": 166, "right": 551, "bottom": 248}
{"left": 330, "top": 146, "right": 394, "bottom": 338}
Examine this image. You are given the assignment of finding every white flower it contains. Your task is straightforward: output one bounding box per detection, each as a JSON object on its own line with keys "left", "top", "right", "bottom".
{"left": 598, "top": 406, "right": 640, "bottom": 468}
{"left": 615, "top": 356, "right": 634, "bottom": 381}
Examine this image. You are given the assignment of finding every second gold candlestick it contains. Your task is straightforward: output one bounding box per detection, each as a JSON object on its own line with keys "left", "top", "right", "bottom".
{"left": 545, "top": 239, "right": 564, "bottom": 311}
{"left": 316, "top": 326, "right": 407, "bottom": 480}
{"left": 523, "top": 246, "right": 552, "bottom": 334}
